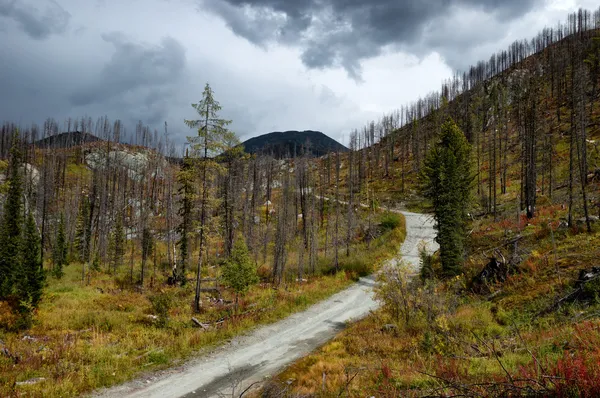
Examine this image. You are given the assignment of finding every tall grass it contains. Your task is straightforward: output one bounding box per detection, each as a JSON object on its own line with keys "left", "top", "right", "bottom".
{"left": 0, "top": 217, "right": 406, "bottom": 397}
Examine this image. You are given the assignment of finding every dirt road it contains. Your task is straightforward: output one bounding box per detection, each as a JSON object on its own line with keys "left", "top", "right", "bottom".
{"left": 93, "top": 210, "right": 437, "bottom": 398}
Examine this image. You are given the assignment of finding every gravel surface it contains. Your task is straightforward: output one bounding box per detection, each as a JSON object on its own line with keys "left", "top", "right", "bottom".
{"left": 92, "top": 210, "right": 437, "bottom": 398}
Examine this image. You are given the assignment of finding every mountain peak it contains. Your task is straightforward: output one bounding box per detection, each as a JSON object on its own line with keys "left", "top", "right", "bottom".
{"left": 241, "top": 130, "right": 348, "bottom": 159}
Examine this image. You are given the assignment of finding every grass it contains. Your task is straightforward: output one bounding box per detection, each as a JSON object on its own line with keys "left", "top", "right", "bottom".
{"left": 264, "top": 204, "right": 600, "bottom": 397}
{"left": 0, "top": 215, "right": 406, "bottom": 398}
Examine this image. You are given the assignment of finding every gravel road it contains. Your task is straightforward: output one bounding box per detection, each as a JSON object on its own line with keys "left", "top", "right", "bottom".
{"left": 92, "top": 210, "right": 437, "bottom": 398}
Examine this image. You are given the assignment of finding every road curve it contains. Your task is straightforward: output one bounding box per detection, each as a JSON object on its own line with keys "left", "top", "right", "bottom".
{"left": 92, "top": 210, "right": 437, "bottom": 398}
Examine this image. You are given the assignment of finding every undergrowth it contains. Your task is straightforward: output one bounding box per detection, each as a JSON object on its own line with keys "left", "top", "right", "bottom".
{"left": 0, "top": 214, "right": 406, "bottom": 398}
{"left": 266, "top": 204, "right": 600, "bottom": 397}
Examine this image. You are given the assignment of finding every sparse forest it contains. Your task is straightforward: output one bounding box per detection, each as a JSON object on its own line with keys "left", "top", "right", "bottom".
{"left": 263, "top": 8, "right": 600, "bottom": 398}
{"left": 1, "top": 5, "right": 600, "bottom": 398}
{"left": 0, "top": 83, "right": 405, "bottom": 396}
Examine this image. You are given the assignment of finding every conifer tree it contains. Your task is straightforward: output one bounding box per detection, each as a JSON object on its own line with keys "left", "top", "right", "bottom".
{"left": 0, "top": 134, "right": 23, "bottom": 299}
{"left": 421, "top": 119, "right": 473, "bottom": 276}
{"left": 108, "top": 214, "right": 126, "bottom": 274}
{"left": 184, "top": 83, "right": 239, "bottom": 312}
{"left": 74, "top": 197, "right": 91, "bottom": 263}
{"left": 15, "top": 212, "right": 45, "bottom": 316}
{"left": 221, "top": 240, "right": 258, "bottom": 313}
{"left": 140, "top": 227, "right": 153, "bottom": 286}
{"left": 52, "top": 214, "right": 67, "bottom": 279}
{"left": 175, "top": 153, "right": 194, "bottom": 286}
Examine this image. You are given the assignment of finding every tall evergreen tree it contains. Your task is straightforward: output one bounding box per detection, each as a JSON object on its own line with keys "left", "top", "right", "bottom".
{"left": 108, "top": 214, "right": 126, "bottom": 274}
{"left": 175, "top": 152, "right": 195, "bottom": 286}
{"left": 0, "top": 134, "right": 23, "bottom": 299}
{"left": 421, "top": 119, "right": 473, "bottom": 276}
{"left": 140, "top": 227, "right": 153, "bottom": 286}
{"left": 184, "top": 83, "right": 239, "bottom": 312}
{"left": 74, "top": 196, "right": 91, "bottom": 263}
{"left": 15, "top": 212, "right": 45, "bottom": 315}
{"left": 52, "top": 214, "right": 67, "bottom": 279}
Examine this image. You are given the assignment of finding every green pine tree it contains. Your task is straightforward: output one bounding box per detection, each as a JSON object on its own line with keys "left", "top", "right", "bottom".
{"left": 52, "top": 214, "right": 68, "bottom": 279}
{"left": 108, "top": 215, "right": 126, "bottom": 274}
{"left": 421, "top": 118, "right": 473, "bottom": 276}
{"left": 15, "top": 212, "right": 45, "bottom": 316}
{"left": 184, "top": 83, "right": 240, "bottom": 312}
{"left": 175, "top": 153, "right": 195, "bottom": 286}
{"left": 74, "top": 197, "right": 91, "bottom": 263}
{"left": 221, "top": 240, "right": 259, "bottom": 313}
{"left": 0, "top": 134, "right": 23, "bottom": 299}
{"left": 140, "top": 227, "right": 153, "bottom": 285}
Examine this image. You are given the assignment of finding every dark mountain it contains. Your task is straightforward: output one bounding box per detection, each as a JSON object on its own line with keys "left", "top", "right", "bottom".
{"left": 240, "top": 130, "right": 348, "bottom": 158}
{"left": 34, "top": 131, "right": 103, "bottom": 149}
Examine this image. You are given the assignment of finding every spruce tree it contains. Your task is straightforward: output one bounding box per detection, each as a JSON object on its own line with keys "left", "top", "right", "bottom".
{"left": 74, "top": 197, "right": 91, "bottom": 263}
{"left": 221, "top": 240, "right": 258, "bottom": 313}
{"left": 108, "top": 214, "right": 126, "bottom": 274}
{"left": 140, "top": 227, "right": 153, "bottom": 285}
{"left": 0, "top": 134, "right": 23, "bottom": 299}
{"left": 184, "top": 83, "right": 239, "bottom": 311}
{"left": 421, "top": 119, "right": 473, "bottom": 276}
{"left": 175, "top": 153, "right": 195, "bottom": 286}
{"left": 52, "top": 214, "right": 67, "bottom": 279}
{"left": 15, "top": 212, "right": 45, "bottom": 314}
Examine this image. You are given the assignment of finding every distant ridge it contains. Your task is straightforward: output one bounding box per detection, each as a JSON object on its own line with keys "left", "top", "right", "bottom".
{"left": 240, "top": 130, "right": 348, "bottom": 159}
{"left": 34, "top": 131, "right": 103, "bottom": 149}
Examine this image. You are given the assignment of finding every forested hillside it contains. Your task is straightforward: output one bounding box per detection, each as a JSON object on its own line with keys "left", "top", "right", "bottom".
{"left": 1, "top": 5, "right": 600, "bottom": 398}
{"left": 262, "top": 8, "right": 600, "bottom": 397}
{"left": 333, "top": 9, "right": 599, "bottom": 225}
{"left": 0, "top": 83, "right": 404, "bottom": 396}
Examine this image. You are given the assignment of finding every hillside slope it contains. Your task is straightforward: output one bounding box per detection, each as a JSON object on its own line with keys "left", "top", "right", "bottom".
{"left": 241, "top": 130, "right": 348, "bottom": 158}
{"left": 34, "top": 131, "right": 103, "bottom": 149}
{"left": 259, "top": 8, "right": 600, "bottom": 398}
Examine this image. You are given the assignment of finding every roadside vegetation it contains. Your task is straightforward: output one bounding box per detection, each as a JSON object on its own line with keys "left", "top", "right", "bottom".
{"left": 260, "top": 9, "right": 600, "bottom": 397}
{"left": 0, "top": 81, "right": 406, "bottom": 397}
{"left": 0, "top": 211, "right": 405, "bottom": 397}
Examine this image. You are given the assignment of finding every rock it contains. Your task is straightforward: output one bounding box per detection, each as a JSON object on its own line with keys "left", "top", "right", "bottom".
{"left": 85, "top": 149, "right": 167, "bottom": 182}
{"left": 16, "top": 377, "right": 46, "bottom": 386}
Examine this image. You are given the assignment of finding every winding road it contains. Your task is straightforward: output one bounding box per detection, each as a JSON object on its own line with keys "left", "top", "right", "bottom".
{"left": 93, "top": 210, "right": 437, "bottom": 398}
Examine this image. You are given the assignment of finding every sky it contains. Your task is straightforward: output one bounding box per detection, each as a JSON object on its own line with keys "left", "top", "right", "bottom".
{"left": 0, "top": 0, "right": 598, "bottom": 148}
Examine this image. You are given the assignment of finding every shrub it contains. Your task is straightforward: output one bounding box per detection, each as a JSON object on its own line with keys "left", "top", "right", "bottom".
{"left": 148, "top": 291, "right": 173, "bottom": 328}
{"left": 340, "top": 256, "right": 372, "bottom": 279}
{"left": 380, "top": 212, "right": 402, "bottom": 231}
{"left": 419, "top": 242, "right": 435, "bottom": 281}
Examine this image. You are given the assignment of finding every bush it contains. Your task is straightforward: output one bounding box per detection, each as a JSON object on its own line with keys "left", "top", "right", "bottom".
{"left": 340, "top": 256, "right": 372, "bottom": 279}
{"left": 380, "top": 212, "right": 402, "bottom": 231}
{"left": 148, "top": 291, "right": 173, "bottom": 328}
{"left": 419, "top": 242, "right": 435, "bottom": 281}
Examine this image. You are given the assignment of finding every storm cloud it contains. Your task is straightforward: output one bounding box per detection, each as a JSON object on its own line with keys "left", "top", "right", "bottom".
{"left": 0, "top": 0, "right": 70, "bottom": 39}
{"left": 205, "top": 0, "right": 542, "bottom": 78}
{"left": 0, "top": 0, "right": 596, "bottom": 147}
{"left": 69, "top": 32, "right": 187, "bottom": 127}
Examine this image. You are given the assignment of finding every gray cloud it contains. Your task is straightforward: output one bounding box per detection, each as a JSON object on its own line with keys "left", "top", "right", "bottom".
{"left": 0, "top": 0, "right": 70, "bottom": 39}
{"left": 206, "top": 0, "right": 541, "bottom": 77}
{"left": 0, "top": 0, "right": 589, "bottom": 152}
{"left": 70, "top": 33, "right": 186, "bottom": 107}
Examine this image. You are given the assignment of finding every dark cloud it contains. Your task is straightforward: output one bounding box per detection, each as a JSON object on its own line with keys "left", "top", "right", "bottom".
{"left": 66, "top": 33, "right": 187, "bottom": 133}
{"left": 0, "top": 0, "right": 70, "bottom": 39}
{"left": 70, "top": 33, "right": 186, "bottom": 107}
{"left": 206, "top": 0, "right": 541, "bottom": 76}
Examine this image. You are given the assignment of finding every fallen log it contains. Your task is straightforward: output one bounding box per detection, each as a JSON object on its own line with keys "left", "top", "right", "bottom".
{"left": 537, "top": 267, "right": 600, "bottom": 317}
{"left": 191, "top": 317, "right": 210, "bottom": 330}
